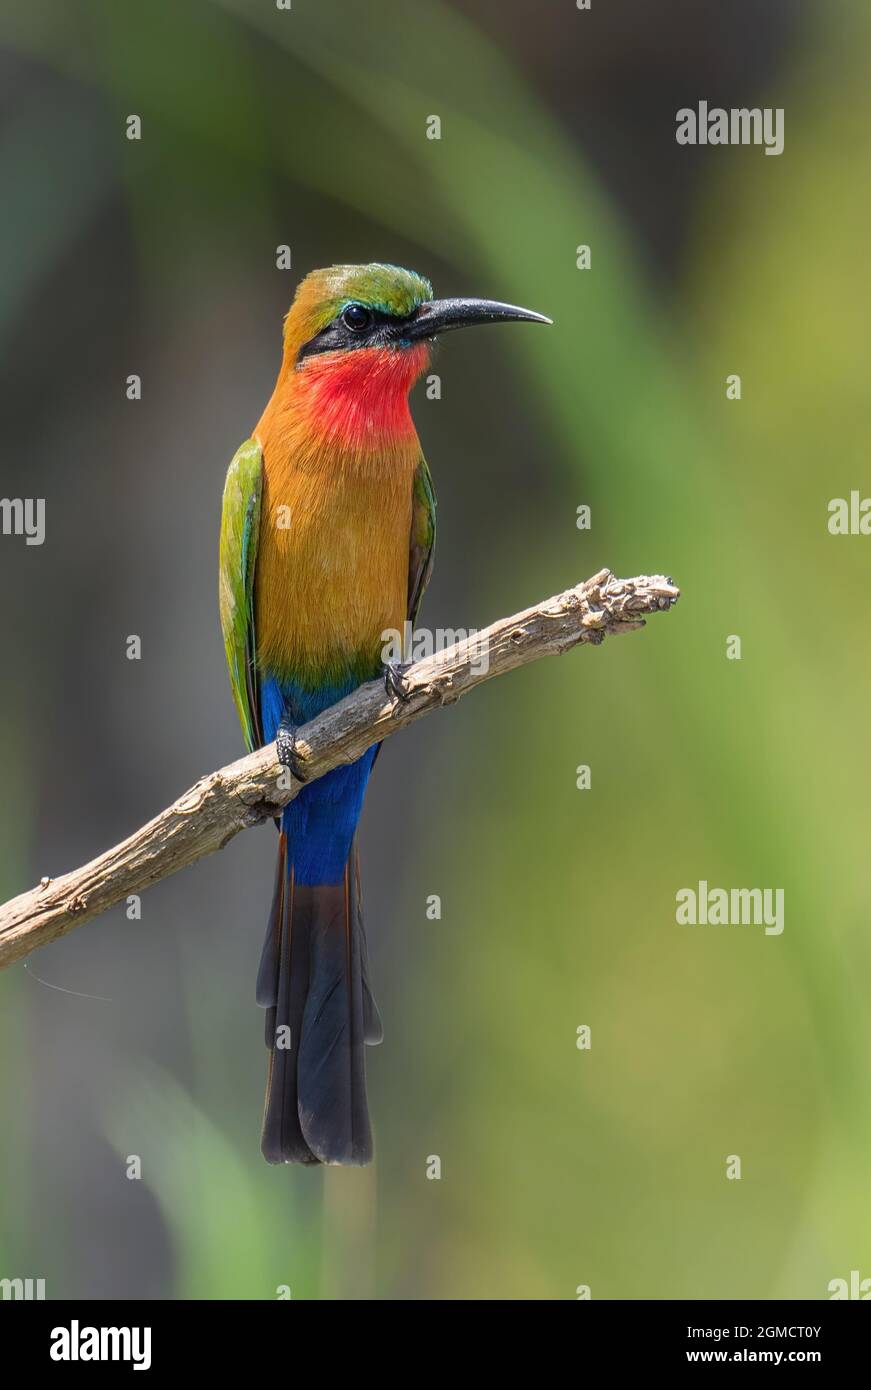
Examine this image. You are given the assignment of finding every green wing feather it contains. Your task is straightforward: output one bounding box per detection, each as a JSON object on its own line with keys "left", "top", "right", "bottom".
{"left": 371, "top": 457, "right": 436, "bottom": 773}
{"left": 219, "top": 439, "right": 263, "bottom": 752}
{"left": 407, "top": 455, "right": 437, "bottom": 625}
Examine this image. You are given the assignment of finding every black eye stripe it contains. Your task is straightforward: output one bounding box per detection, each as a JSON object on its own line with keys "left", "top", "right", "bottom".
{"left": 297, "top": 304, "right": 419, "bottom": 362}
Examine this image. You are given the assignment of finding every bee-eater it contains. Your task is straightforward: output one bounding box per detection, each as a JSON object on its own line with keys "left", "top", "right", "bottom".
{"left": 219, "top": 263, "right": 550, "bottom": 1165}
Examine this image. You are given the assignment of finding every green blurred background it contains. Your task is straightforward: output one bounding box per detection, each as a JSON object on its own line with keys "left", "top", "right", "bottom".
{"left": 1, "top": 0, "right": 869, "bottom": 1300}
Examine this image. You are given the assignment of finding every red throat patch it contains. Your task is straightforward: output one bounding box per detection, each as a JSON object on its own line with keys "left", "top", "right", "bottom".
{"left": 297, "top": 344, "right": 430, "bottom": 449}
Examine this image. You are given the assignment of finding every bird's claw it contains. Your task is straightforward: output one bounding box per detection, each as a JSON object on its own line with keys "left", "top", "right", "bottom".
{"left": 383, "top": 660, "right": 413, "bottom": 705}
{"left": 276, "top": 718, "right": 309, "bottom": 783}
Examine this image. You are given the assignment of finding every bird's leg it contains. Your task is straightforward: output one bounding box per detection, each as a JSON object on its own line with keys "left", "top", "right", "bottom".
{"left": 275, "top": 715, "right": 309, "bottom": 784}
{"left": 383, "top": 660, "right": 413, "bottom": 705}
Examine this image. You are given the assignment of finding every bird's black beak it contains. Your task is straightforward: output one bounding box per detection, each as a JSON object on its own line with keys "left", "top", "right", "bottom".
{"left": 403, "top": 297, "right": 552, "bottom": 343}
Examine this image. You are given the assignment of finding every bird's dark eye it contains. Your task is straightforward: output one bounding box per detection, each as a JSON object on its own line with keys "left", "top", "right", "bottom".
{"left": 342, "top": 304, "right": 372, "bottom": 333}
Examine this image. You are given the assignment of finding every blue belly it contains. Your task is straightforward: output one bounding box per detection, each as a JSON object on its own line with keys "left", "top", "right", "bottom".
{"left": 260, "top": 673, "right": 378, "bottom": 885}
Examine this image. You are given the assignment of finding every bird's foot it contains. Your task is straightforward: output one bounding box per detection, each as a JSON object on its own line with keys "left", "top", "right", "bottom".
{"left": 276, "top": 717, "right": 309, "bottom": 783}
{"left": 383, "top": 660, "right": 413, "bottom": 705}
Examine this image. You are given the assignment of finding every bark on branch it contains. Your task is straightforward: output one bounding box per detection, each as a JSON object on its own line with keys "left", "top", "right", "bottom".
{"left": 0, "top": 568, "right": 679, "bottom": 969}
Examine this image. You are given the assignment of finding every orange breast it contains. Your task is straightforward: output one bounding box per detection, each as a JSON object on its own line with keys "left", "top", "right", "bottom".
{"left": 253, "top": 427, "right": 419, "bottom": 685}
{"left": 252, "top": 343, "right": 429, "bottom": 687}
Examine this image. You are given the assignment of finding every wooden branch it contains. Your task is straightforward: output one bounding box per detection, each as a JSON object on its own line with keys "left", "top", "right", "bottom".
{"left": 0, "top": 569, "right": 679, "bottom": 969}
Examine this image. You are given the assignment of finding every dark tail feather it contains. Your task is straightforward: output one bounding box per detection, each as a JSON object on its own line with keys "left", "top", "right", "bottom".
{"left": 354, "top": 844, "right": 383, "bottom": 1046}
{"left": 257, "top": 833, "right": 316, "bottom": 1164}
{"left": 257, "top": 833, "right": 380, "bottom": 1165}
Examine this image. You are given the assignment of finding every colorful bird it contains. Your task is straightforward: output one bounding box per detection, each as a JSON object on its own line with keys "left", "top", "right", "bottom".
{"left": 219, "top": 263, "right": 550, "bottom": 1165}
